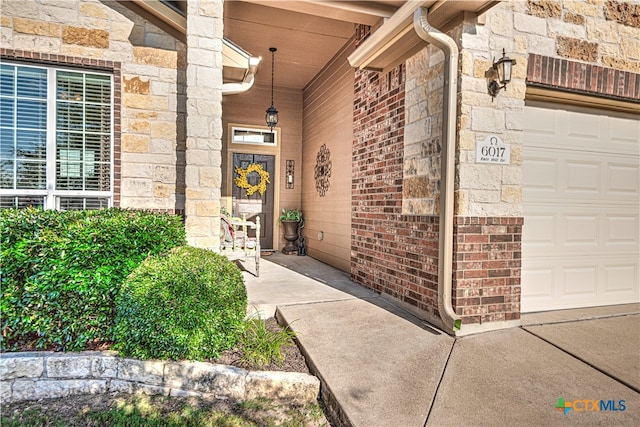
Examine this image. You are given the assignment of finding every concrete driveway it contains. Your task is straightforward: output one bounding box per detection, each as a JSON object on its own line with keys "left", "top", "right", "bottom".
{"left": 243, "top": 254, "right": 640, "bottom": 426}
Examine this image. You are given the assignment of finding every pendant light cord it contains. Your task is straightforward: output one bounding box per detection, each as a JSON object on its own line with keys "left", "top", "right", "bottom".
{"left": 270, "top": 47, "right": 276, "bottom": 106}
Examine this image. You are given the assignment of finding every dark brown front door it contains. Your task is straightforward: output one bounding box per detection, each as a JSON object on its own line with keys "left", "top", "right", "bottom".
{"left": 232, "top": 153, "right": 274, "bottom": 249}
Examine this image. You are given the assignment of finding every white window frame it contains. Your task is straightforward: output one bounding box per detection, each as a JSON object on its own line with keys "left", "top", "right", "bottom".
{"left": 0, "top": 61, "right": 114, "bottom": 209}
{"left": 231, "top": 125, "right": 278, "bottom": 146}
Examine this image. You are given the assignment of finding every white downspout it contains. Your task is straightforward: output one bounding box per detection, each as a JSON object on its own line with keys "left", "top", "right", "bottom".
{"left": 413, "top": 6, "right": 462, "bottom": 333}
{"left": 222, "top": 57, "right": 261, "bottom": 95}
{"left": 222, "top": 74, "right": 255, "bottom": 95}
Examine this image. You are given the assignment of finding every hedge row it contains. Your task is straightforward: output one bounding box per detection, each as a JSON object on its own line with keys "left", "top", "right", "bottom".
{"left": 1, "top": 208, "right": 186, "bottom": 351}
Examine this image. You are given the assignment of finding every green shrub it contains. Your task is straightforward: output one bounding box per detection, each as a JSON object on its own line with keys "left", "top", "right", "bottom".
{"left": 114, "top": 246, "right": 247, "bottom": 360}
{"left": 1, "top": 208, "right": 185, "bottom": 351}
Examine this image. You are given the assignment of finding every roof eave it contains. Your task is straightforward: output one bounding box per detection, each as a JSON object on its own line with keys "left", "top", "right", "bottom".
{"left": 348, "top": 0, "right": 498, "bottom": 72}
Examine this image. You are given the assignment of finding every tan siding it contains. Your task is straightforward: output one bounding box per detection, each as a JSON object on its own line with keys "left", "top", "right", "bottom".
{"left": 302, "top": 38, "right": 355, "bottom": 272}
{"left": 222, "top": 84, "right": 303, "bottom": 250}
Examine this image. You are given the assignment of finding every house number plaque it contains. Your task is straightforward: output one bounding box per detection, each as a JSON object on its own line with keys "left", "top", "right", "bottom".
{"left": 476, "top": 135, "right": 510, "bottom": 165}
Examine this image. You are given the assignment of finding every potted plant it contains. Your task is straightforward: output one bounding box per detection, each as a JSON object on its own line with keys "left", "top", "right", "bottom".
{"left": 279, "top": 209, "right": 302, "bottom": 255}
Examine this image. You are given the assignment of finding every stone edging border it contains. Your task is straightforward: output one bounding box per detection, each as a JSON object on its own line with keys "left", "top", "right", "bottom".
{"left": 0, "top": 351, "right": 319, "bottom": 405}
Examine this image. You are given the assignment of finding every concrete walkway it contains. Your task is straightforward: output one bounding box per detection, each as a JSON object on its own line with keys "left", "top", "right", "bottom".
{"left": 241, "top": 253, "right": 640, "bottom": 427}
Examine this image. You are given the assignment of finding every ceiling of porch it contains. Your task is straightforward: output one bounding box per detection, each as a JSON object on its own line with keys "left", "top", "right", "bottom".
{"left": 130, "top": 1, "right": 497, "bottom": 91}
{"left": 224, "top": 0, "right": 497, "bottom": 91}
{"left": 223, "top": 0, "right": 406, "bottom": 90}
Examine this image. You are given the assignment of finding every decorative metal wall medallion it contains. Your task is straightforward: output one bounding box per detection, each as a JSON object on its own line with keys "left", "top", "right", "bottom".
{"left": 314, "top": 144, "right": 331, "bottom": 197}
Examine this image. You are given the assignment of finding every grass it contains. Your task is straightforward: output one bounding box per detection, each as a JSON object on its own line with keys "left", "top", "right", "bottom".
{"left": 2, "top": 408, "right": 67, "bottom": 427}
{"left": 1, "top": 394, "right": 329, "bottom": 427}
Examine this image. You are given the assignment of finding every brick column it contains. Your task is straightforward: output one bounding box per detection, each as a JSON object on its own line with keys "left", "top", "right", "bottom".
{"left": 184, "top": 0, "right": 223, "bottom": 249}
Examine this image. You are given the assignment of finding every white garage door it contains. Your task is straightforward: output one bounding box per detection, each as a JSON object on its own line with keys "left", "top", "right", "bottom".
{"left": 522, "top": 102, "right": 640, "bottom": 313}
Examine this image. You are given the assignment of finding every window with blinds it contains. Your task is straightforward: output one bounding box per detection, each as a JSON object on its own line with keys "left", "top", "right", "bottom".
{"left": 0, "top": 63, "right": 113, "bottom": 210}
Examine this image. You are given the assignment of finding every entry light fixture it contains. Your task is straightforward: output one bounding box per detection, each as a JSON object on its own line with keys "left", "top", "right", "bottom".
{"left": 488, "top": 48, "right": 516, "bottom": 99}
{"left": 265, "top": 47, "right": 278, "bottom": 131}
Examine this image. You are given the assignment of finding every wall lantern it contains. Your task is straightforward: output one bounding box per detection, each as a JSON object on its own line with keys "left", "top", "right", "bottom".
{"left": 286, "top": 160, "right": 294, "bottom": 189}
{"left": 265, "top": 47, "right": 279, "bottom": 131}
{"left": 487, "top": 48, "right": 516, "bottom": 99}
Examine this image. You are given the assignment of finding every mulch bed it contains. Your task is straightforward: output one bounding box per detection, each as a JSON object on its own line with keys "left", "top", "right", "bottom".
{"left": 214, "top": 317, "right": 310, "bottom": 373}
{"left": 3, "top": 318, "right": 310, "bottom": 374}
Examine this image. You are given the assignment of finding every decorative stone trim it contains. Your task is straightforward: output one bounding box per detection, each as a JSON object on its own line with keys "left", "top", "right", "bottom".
{"left": 0, "top": 352, "right": 319, "bottom": 405}
{"left": 526, "top": 54, "right": 640, "bottom": 102}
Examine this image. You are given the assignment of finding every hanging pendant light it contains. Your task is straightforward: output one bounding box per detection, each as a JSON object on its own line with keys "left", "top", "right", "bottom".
{"left": 265, "top": 47, "right": 278, "bottom": 131}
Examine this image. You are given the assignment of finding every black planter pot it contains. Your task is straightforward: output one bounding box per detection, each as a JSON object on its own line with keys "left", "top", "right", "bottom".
{"left": 281, "top": 220, "right": 299, "bottom": 255}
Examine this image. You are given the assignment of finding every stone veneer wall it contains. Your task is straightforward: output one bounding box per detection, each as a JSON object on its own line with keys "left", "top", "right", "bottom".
{"left": 183, "top": 0, "right": 224, "bottom": 248}
{"left": 353, "top": 23, "right": 524, "bottom": 326}
{"left": 0, "top": 352, "right": 319, "bottom": 405}
{"left": 449, "top": 0, "right": 639, "bottom": 324}
{"left": 457, "top": 0, "right": 640, "bottom": 218}
{"left": 0, "top": 0, "right": 185, "bottom": 213}
{"left": 403, "top": 46, "right": 444, "bottom": 216}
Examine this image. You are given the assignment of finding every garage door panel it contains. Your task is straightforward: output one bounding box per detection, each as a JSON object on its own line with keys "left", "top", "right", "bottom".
{"left": 524, "top": 205, "right": 637, "bottom": 254}
{"left": 564, "top": 214, "right": 599, "bottom": 246}
{"left": 523, "top": 103, "right": 639, "bottom": 313}
{"left": 523, "top": 213, "right": 556, "bottom": 247}
{"left": 522, "top": 157, "right": 559, "bottom": 191}
{"left": 563, "top": 267, "right": 597, "bottom": 296}
{"left": 606, "top": 215, "right": 639, "bottom": 246}
{"left": 523, "top": 106, "right": 558, "bottom": 136}
{"left": 609, "top": 115, "right": 640, "bottom": 145}
{"left": 605, "top": 264, "right": 638, "bottom": 293}
{"left": 566, "top": 112, "right": 601, "bottom": 141}
{"left": 522, "top": 256, "right": 639, "bottom": 312}
{"left": 608, "top": 164, "right": 639, "bottom": 195}
{"left": 520, "top": 265, "right": 554, "bottom": 307}
{"left": 566, "top": 161, "right": 601, "bottom": 194}
{"left": 525, "top": 150, "right": 637, "bottom": 201}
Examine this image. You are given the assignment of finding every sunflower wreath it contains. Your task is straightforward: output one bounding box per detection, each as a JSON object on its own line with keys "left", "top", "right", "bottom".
{"left": 234, "top": 163, "right": 270, "bottom": 196}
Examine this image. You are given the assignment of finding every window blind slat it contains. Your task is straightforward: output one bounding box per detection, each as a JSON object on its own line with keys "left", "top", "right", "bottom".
{"left": 16, "top": 160, "right": 46, "bottom": 189}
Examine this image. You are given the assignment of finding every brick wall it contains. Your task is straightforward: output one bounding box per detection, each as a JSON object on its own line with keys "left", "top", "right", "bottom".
{"left": 352, "top": 0, "right": 638, "bottom": 329}
{"left": 351, "top": 23, "right": 525, "bottom": 329}
{"left": 352, "top": 63, "right": 444, "bottom": 318}
{"left": 351, "top": 60, "right": 524, "bottom": 326}
{"left": 526, "top": 54, "right": 640, "bottom": 101}
{"left": 453, "top": 217, "right": 522, "bottom": 324}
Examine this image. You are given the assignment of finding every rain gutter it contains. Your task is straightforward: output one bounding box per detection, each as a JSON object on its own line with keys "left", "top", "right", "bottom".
{"left": 413, "top": 5, "right": 462, "bottom": 333}
{"left": 222, "top": 56, "right": 261, "bottom": 95}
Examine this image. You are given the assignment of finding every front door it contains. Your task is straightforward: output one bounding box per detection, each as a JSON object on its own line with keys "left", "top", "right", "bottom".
{"left": 232, "top": 153, "right": 275, "bottom": 249}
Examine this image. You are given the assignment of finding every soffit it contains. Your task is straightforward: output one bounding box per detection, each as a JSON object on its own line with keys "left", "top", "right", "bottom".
{"left": 348, "top": 0, "right": 497, "bottom": 72}
{"left": 121, "top": 1, "right": 498, "bottom": 90}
